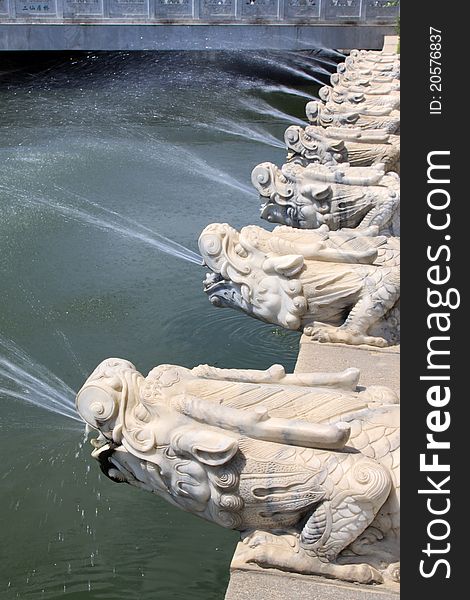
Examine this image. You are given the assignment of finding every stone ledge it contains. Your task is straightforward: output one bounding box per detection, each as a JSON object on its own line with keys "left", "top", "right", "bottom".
{"left": 294, "top": 336, "right": 400, "bottom": 397}
{"left": 382, "top": 35, "right": 399, "bottom": 53}
{"left": 225, "top": 568, "right": 399, "bottom": 600}
{"left": 0, "top": 23, "right": 397, "bottom": 52}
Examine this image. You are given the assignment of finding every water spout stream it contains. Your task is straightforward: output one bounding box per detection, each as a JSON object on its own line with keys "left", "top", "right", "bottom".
{"left": 241, "top": 98, "right": 307, "bottom": 127}
{"left": 0, "top": 336, "right": 79, "bottom": 422}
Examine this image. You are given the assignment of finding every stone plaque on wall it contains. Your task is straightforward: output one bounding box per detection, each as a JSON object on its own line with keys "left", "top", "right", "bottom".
{"left": 63, "top": 0, "right": 104, "bottom": 16}
{"left": 240, "top": 0, "right": 279, "bottom": 20}
{"left": 14, "top": 0, "right": 57, "bottom": 15}
{"left": 285, "top": 0, "right": 320, "bottom": 19}
{"left": 325, "top": 0, "right": 361, "bottom": 19}
{"left": 154, "top": 0, "right": 193, "bottom": 18}
{"left": 365, "top": 0, "right": 398, "bottom": 20}
{"left": 108, "top": 0, "right": 149, "bottom": 17}
{"left": 200, "top": 0, "right": 235, "bottom": 18}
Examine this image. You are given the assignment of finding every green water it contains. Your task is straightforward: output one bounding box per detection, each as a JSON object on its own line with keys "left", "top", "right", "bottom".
{"left": 0, "top": 51, "right": 331, "bottom": 599}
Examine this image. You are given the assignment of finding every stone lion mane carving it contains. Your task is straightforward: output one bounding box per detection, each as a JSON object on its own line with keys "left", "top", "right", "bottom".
{"left": 284, "top": 125, "right": 400, "bottom": 173}
{"left": 199, "top": 223, "right": 400, "bottom": 347}
{"left": 252, "top": 161, "right": 400, "bottom": 235}
{"left": 76, "top": 359, "right": 400, "bottom": 584}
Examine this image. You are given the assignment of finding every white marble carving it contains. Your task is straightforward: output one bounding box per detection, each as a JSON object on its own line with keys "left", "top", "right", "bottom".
{"left": 338, "top": 57, "right": 400, "bottom": 79}
{"left": 330, "top": 72, "right": 400, "bottom": 95}
{"left": 76, "top": 359, "right": 400, "bottom": 584}
{"left": 318, "top": 85, "right": 400, "bottom": 112}
{"left": 284, "top": 125, "right": 400, "bottom": 172}
{"left": 313, "top": 96, "right": 399, "bottom": 118}
{"left": 349, "top": 49, "right": 399, "bottom": 62}
{"left": 306, "top": 100, "right": 400, "bottom": 134}
{"left": 252, "top": 161, "right": 400, "bottom": 235}
{"left": 199, "top": 223, "right": 400, "bottom": 347}
{"left": 330, "top": 71, "right": 400, "bottom": 94}
{"left": 343, "top": 55, "right": 400, "bottom": 70}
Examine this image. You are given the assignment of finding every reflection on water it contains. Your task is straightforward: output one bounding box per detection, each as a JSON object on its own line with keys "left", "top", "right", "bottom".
{"left": 162, "top": 307, "right": 300, "bottom": 369}
{"left": 0, "top": 49, "right": 339, "bottom": 599}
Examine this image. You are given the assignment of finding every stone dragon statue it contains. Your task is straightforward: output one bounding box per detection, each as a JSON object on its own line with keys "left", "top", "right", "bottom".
{"left": 330, "top": 71, "right": 400, "bottom": 95}
{"left": 284, "top": 125, "right": 400, "bottom": 173}
{"left": 348, "top": 49, "right": 399, "bottom": 62}
{"left": 251, "top": 161, "right": 400, "bottom": 235}
{"left": 306, "top": 100, "right": 400, "bottom": 134}
{"left": 199, "top": 223, "right": 400, "bottom": 347}
{"left": 318, "top": 85, "right": 400, "bottom": 112}
{"left": 308, "top": 97, "right": 399, "bottom": 119}
{"left": 76, "top": 358, "right": 400, "bottom": 585}
{"left": 338, "top": 56, "right": 400, "bottom": 79}
{"left": 331, "top": 69, "right": 400, "bottom": 90}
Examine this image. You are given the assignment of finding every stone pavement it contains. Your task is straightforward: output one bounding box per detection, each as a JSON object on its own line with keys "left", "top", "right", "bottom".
{"left": 295, "top": 336, "right": 400, "bottom": 397}
{"left": 225, "top": 567, "right": 399, "bottom": 600}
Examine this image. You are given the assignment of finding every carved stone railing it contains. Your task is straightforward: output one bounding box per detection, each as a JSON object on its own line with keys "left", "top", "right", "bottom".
{"left": 0, "top": 0, "right": 399, "bottom": 22}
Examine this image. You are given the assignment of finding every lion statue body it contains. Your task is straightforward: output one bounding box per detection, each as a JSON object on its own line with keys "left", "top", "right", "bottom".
{"left": 76, "top": 359, "right": 400, "bottom": 585}
{"left": 199, "top": 223, "right": 400, "bottom": 347}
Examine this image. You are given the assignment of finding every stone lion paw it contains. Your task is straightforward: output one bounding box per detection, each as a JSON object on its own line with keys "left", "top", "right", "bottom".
{"left": 304, "top": 325, "right": 388, "bottom": 348}
{"left": 354, "top": 564, "right": 384, "bottom": 585}
{"left": 242, "top": 531, "right": 275, "bottom": 548}
{"left": 383, "top": 562, "right": 400, "bottom": 583}
{"left": 241, "top": 530, "right": 298, "bottom": 550}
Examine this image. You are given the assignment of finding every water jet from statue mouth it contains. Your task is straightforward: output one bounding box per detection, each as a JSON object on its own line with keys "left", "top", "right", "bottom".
{"left": 90, "top": 431, "right": 112, "bottom": 452}
{"left": 202, "top": 274, "right": 253, "bottom": 316}
{"left": 91, "top": 441, "right": 129, "bottom": 483}
{"left": 203, "top": 272, "right": 225, "bottom": 293}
